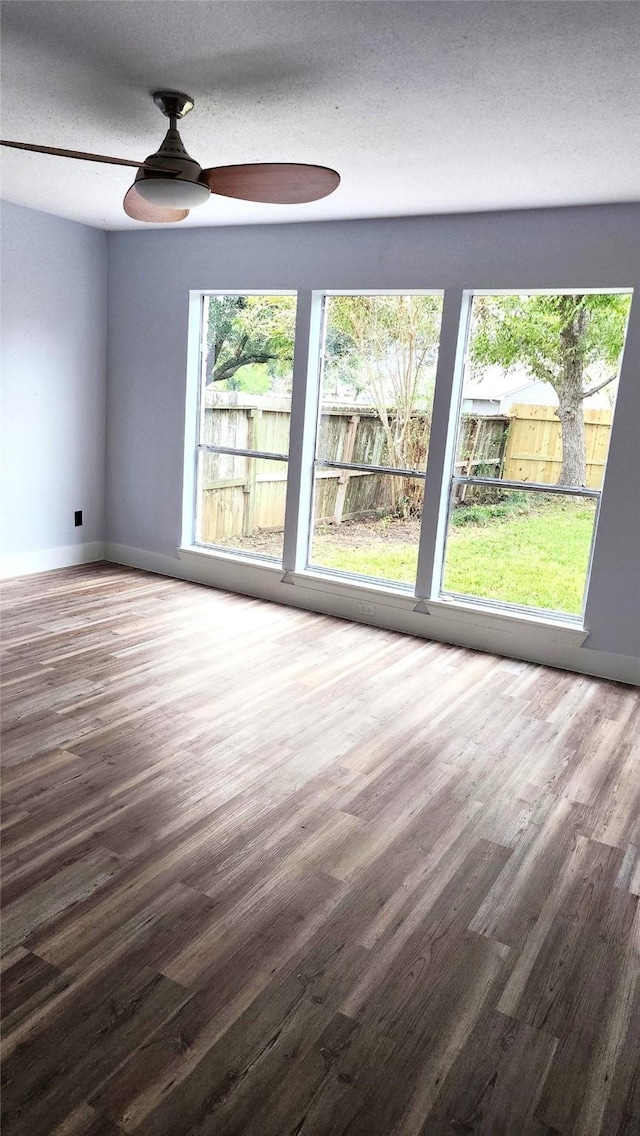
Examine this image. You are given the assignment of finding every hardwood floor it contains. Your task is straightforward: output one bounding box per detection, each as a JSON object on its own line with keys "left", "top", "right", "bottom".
{"left": 1, "top": 562, "right": 638, "bottom": 1136}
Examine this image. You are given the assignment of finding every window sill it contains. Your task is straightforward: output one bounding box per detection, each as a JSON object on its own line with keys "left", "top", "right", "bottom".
{"left": 177, "top": 544, "right": 590, "bottom": 646}
{"left": 425, "top": 595, "right": 589, "bottom": 644}
{"left": 290, "top": 566, "right": 415, "bottom": 608}
{"left": 178, "top": 543, "right": 285, "bottom": 576}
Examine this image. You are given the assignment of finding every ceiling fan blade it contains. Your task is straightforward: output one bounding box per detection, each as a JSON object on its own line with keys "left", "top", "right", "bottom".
{"left": 1, "top": 139, "right": 174, "bottom": 173}
{"left": 200, "top": 163, "right": 340, "bottom": 204}
{"left": 123, "top": 184, "right": 189, "bottom": 224}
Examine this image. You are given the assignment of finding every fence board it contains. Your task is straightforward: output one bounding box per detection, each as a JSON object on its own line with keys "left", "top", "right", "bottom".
{"left": 503, "top": 403, "right": 612, "bottom": 489}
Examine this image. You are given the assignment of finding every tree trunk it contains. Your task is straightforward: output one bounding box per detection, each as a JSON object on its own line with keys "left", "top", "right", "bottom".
{"left": 556, "top": 297, "right": 588, "bottom": 487}
{"left": 556, "top": 399, "right": 586, "bottom": 487}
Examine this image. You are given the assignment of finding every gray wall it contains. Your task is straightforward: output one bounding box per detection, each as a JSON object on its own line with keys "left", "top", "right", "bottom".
{"left": 1, "top": 203, "right": 107, "bottom": 571}
{"left": 1, "top": 200, "right": 636, "bottom": 674}
{"left": 106, "top": 204, "right": 639, "bottom": 673}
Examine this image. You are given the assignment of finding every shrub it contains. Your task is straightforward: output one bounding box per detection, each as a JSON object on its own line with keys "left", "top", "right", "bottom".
{"left": 451, "top": 491, "right": 532, "bottom": 527}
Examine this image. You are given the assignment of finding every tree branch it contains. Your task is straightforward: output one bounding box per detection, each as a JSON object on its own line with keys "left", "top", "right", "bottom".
{"left": 580, "top": 374, "right": 616, "bottom": 400}
{"left": 234, "top": 333, "right": 249, "bottom": 361}
{"left": 212, "top": 352, "right": 277, "bottom": 382}
{"left": 529, "top": 354, "right": 558, "bottom": 387}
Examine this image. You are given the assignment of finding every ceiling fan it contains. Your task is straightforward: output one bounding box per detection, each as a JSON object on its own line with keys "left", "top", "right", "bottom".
{"left": 1, "top": 90, "right": 341, "bottom": 223}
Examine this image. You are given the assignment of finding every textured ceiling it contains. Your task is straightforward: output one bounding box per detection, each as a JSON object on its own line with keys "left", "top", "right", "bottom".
{"left": 1, "top": 1, "right": 639, "bottom": 230}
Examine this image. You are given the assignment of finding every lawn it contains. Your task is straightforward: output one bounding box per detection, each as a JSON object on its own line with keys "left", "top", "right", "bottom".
{"left": 311, "top": 497, "right": 597, "bottom": 614}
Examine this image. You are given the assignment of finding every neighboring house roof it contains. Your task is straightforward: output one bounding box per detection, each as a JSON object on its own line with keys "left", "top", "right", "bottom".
{"left": 463, "top": 364, "right": 532, "bottom": 401}
{"left": 463, "top": 364, "right": 615, "bottom": 411}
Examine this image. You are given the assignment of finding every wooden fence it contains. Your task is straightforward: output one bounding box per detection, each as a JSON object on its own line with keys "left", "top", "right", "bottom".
{"left": 454, "top": 415, "right": 509, "bottom": 501}
{"left": 200, "top": 394, "right": 398, "bottom": 542}
{"left": 199, "top": 393, "right": 612, "bottom": 542}
{"left": 199, "top": 394, "right": 290, "bottom": 541}
{"left": 502, "top": 404, "right": 612, "bottom": 489}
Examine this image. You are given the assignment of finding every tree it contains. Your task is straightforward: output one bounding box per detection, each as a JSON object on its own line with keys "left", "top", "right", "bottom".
{"left": 324, "top": 295, "right": 441, "bottom": 512}
{"left": 205, "top": 295, "right": 295, "bottom": 390}
{"left": 470, "top": 294, "right": 630, "bottom": 487}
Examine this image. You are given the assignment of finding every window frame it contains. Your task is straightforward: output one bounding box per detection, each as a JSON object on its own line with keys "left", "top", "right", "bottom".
{"left": 304, "top": 289, "right": 445, "bottom": 589}
{"left": 182, "top": 285, "right": 633, "bottom": 632}
{"left": 433, "top": 287, "right": 632, "bottom": 622}
{"left": 190, "top": 289, "right": 297, "bottom": 561}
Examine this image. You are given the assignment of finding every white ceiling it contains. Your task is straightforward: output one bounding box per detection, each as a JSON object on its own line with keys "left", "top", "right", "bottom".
{"left": 1, "top": 1, "right": 639, "bottom": 230}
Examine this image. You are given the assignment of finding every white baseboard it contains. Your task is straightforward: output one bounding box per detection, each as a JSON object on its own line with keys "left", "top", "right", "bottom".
{"left": 105, "top": 543, "right": 186, "bottom": 578}
{"left": 106, "top": 541, "right": 639, "bottom": 686}
{"left": 0, "top": 541, "right": 105, "bottom": 579}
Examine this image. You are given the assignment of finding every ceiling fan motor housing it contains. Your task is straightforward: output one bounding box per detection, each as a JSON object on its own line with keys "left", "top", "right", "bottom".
{"left": 134, "top": 125, "right": 210, "bottom": 208}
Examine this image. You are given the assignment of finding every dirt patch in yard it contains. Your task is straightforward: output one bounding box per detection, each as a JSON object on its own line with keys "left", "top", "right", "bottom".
{"left": 213, "top": 516, "right": 421, "bottom": 558}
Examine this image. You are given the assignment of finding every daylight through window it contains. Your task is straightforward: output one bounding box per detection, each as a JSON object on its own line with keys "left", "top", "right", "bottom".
{"left": 439, "top": 291, "right": 632, "bottom": 616}
{"left": 308, "top": 293, "right": 444, "bottom": 587}
{"left": 195, "top": 293, "right": 296, "bottom": 560}
{"left": 190, "top": 287, "right": 633, "bottom": 624}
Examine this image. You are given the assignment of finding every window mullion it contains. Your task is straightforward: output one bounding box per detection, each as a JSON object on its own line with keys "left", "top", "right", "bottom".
{"left": 415, "top": 289, "right": 472, "bottom": 600}
{"left": 182, "top": 292, "right": 208, "bottom": 547}
{"left": 282, "top": 291, "right": 325, "bottom": 574}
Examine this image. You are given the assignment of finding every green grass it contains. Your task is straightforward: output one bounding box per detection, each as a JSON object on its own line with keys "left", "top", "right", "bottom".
{"left": 313, "top": 540, "right": 420, "bottom": 587}
{"left": 443, "top": 500, "right": 596, "bottom": 613}
{"left": 312, "top": 498, "right": 597, "bottom": 614}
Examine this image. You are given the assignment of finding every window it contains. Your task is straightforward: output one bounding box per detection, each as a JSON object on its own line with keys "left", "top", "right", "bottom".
{"left": 439, "top": 291, "right": 632, "bottom": 617}
{"left": 308, "top": 293, "right": 444, "bottom": 587}
{"left": 194, "top": 293, "right": 296, "bottom": 561}
{"left": 187, "top": 286, "right": 633, "bottom": 628}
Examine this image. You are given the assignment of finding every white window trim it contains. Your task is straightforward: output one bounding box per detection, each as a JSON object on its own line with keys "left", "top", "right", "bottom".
{"left": 415, "top": 289, "right": 471, "bottom": 600}
{"left": 282, "top": 290, "right": 326, "bottom": 573}
{"left": 180, "top": 285, "right": 629, "bottom": 637}
{"left": 185, "top": 289, "right": 299, "bottom": 552}
{"left": 181, "top": 291, "right": 205, "bottom": 548}
{"left": 431, "top": 287, "right": 632, "bottom": 623}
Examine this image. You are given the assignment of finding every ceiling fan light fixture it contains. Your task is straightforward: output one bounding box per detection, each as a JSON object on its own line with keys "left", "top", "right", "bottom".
{"left": 133, "top": 118, "right": 209, "bottom": 209}
{"left": 134, "top": 176, "right": 210, "bottom": 209}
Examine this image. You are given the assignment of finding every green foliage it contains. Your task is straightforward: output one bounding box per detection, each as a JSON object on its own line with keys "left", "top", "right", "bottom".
{"left": 380, "top": 493, "right": 417, "bottom": 522}
{"left": 470, "top": 293, "right": 630, "bottom": 393}
{"left": 469, "top": 292, "right": 630, "bottom": 487}
{"left": 206, "top": 295, "right": 296, "bottom": 389}
{"left": 322, "top": 321, "right": 366, "bottom": 398}
{"left": 324, "top": 295, "right": 440, "bottom": 409}
{"left": 322, "top": 295, "right": 441, "bottom": 513}
{"left": 450, "top": 491, "right": 532, "bottom": 527}
{"left": 225, "top": 364, "right": 272, "bottom": 395}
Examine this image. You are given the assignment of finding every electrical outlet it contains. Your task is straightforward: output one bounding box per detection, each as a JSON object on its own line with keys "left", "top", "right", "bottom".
{"left": 74, "top": 510, "right": 83, "bottom": 527}
{"left": 358, "top": 601, "right": 376, "bottom": 616}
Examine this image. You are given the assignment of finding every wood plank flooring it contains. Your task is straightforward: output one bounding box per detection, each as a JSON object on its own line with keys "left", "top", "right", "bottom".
{"left": 1, "top": 562, "right": 639, "bottom": 1136}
